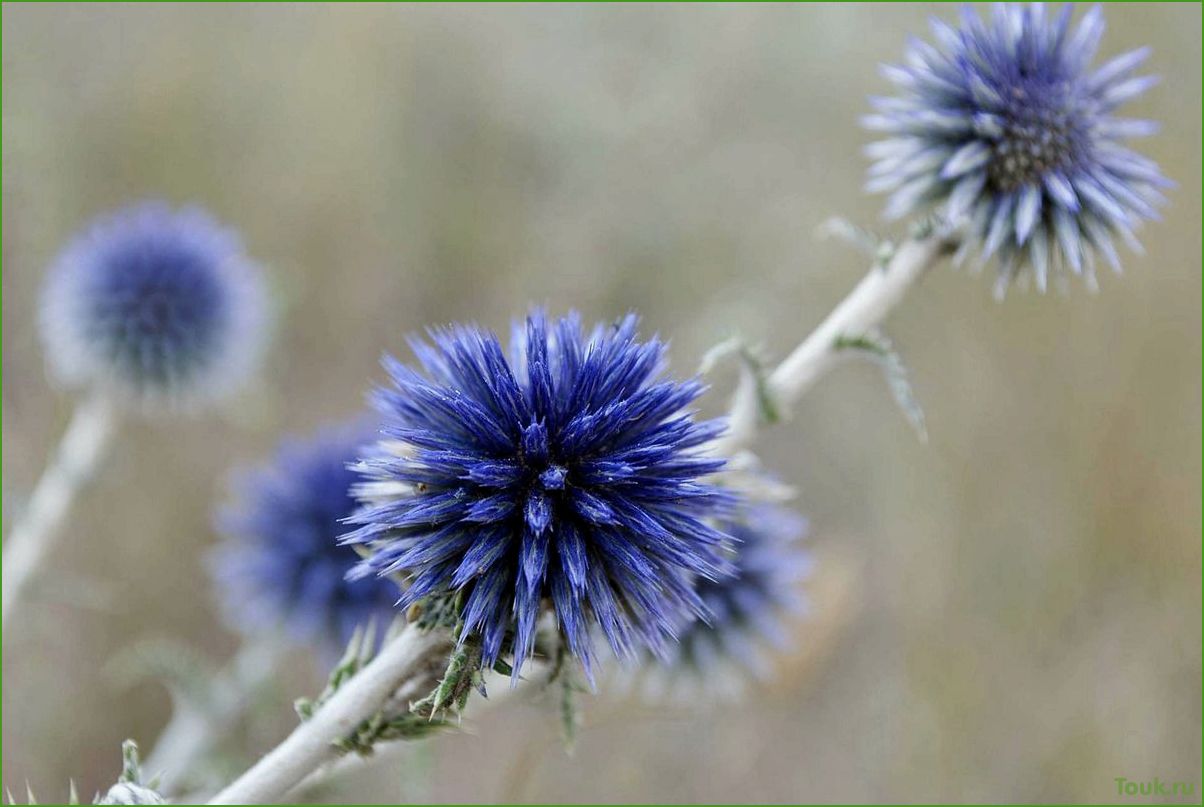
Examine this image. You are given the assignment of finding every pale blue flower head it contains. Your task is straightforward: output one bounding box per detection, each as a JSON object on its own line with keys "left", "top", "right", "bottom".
{"left": 39, "top": 202, "right": 268, "bottom": 407}
{"left": 865, "top": 4, "right": 1170, "bottom": 296}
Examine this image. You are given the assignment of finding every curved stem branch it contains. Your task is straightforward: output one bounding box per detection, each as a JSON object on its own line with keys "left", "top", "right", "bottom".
{"left": 146, "top": 641, "right": 282, "bottom": 796}
{"left": 3, "top": 392, "right": 120, "bottom": 632}
{"left": 208, "top": 626, "right": 447, "bottom": 805}
{"left": 715, "top": 231, "right": 956, "bottom": 455}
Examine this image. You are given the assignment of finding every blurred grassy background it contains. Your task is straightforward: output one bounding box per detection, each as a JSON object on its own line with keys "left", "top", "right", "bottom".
{"left": 2, "top": 3, "right": 1200, "bottom": 803}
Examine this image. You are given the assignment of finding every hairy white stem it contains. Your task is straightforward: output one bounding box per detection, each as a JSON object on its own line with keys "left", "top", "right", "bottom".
{"left": 2, "top": 392, "right": 119, "bottom": 632}
{"left": 204, "top": 230, "right": 953, "bottom": 805}
{"left": 146, "top": 641, "right": 282, "bottom": 795}
{"left": 284, "top": 674, "right": 435, "bottom": 799}
{"left": 286, "top": 660, "right": 548, "bottom": 799}
{"left": 715, "top": 232, "right": 955, "bottom": 455}
{"left": 209, "top": 626, "right": 447, "bottom": 805}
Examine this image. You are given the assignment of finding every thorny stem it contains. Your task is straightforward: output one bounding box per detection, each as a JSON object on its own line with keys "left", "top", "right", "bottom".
{"left": 204, "top": 229, "right": 957, "bottom": 805}
{"left": 2, "top": 392, "right": 120, "bottom": 633}
{"left": 208, "top": 626, "right": 447, "bottom": 805}
{"left": 287, "top": 659, "right": 547, "bottom": 800}
{"left": 713, "top": 230, "right": 957, "bottom": 456}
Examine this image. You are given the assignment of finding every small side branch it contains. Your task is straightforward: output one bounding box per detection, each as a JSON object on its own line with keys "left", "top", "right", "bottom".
{"left": 716, "top": 230, "right": 956, "bottom": 455}
{"left": 143, "top": 640, "right": 282, "bottom": 796}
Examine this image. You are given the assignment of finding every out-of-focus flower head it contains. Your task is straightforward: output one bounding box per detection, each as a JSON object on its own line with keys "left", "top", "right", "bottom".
{"left": 39, "top": 201, "right": 269, "bottom": 407}
{"left": 865, "top": 4, "right": 1170, "bottom": 296}
{"left": 345, "top": 310, "right": 738, "bottom": 683}
{"left": 211, "top": 421, "right": 401, "bottom": 654}
{"left": 624, "top": 503, "right": 811, "bottom": 704}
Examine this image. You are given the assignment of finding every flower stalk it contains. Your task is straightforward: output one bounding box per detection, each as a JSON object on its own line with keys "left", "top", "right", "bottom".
{"left": 2, "top": 391, "right": 120, "bottom": 632}
{"left": 208, "top": 625, "right": 447, "bottom": 805}
{"left": 715, "top": 228, "right": 958, "bottom": 456}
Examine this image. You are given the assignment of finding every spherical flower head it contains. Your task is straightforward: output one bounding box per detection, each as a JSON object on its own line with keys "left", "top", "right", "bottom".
{"left": 345, "top": 311, "right": 737, "bottom": 683}
{"left": 210, "top": 421, "right": 402, "bottom": 655}
{"left": 865, "top": 4, "right": 1171, "bottom": 297}
{"left": 39, "top": 201, "right": 269, "bottom": 407}
{"left": 628, "top": 504, "right": 811, "bottom": 704}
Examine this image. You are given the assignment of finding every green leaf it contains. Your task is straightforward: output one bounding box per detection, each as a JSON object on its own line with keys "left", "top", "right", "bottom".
{"left": 410, "top": 637, "right": 482, "bottom": 721}
{"left": 118, "top": 740, "right": 142, "bottom": 784}
{"left": 834, "top": 330, "right": 928, "bottom": 443}
{"left": 736, "top": 344, "right": 780, "bottom": 425}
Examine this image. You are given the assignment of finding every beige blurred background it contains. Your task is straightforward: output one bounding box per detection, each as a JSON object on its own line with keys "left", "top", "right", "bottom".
{"left": 2, "top": 3, "right": 1200, "bottom": 803}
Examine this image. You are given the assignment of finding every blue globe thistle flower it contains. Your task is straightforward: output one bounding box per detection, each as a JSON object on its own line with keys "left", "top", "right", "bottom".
{"left": 626, "top": 504, "right": 811, "bottom": 704}
{"left": 210, "top": 421, "right": 402, "bottom": 654}
{"left": 865, "top": 4, "right": 1170, "bottom": 296}
{"left": 344, "top": 311, "right": 737, "bottom": 682}
{"left": 39, "top": 202, "right": 269, "bottom": 406}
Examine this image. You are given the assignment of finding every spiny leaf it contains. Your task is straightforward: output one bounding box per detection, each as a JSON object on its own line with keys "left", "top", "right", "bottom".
{"left": 410, "top": 638, "right": 482, "bottom": 721}
{"left": 118, "top": 739, "right": 142, "bottom": 784}
{"left": 294, "top": 696, "right": 316, "bottom": 721}
{"left": 306, "top": 618, "right": 400, "bottom": 712}
{"left": 696, "top": 336, "right": 781, "bottom": 425}
{"left": 817, "top": 216, "right": 892, "bottom": 264}
{"left": 409, "top": 590, "right": 465, "bottom": 632}
{"left": 298, "top": 621, "right": 455, "bottom": 757}
{"left": 697, "top": 337, "right": 743, "bottom": 376}
{"left": 907, "top": 211, "right": 959, "bottom": 244}
{"left": 738, "top": 345, "right": 781, "bottom": 425}
{"left": 834, "top": 330, "right": 928, "bottom": 443}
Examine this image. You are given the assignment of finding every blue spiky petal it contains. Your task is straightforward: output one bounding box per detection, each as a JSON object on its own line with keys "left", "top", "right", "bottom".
{"left": 39, "top": 201, "right": 269, "bottom": 406}
{"left": 345, "top": 311, "right": 738, "bottom": 683}
{"left": 865, "top": 4, "right": 1170, "bottom": 297}
{"left": 210, "top": 421, "right": 401, "bottom": 654}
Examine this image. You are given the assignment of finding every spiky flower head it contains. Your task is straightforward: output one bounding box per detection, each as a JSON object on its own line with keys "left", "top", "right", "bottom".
{"left": 865, "top": 4, "right": 1170, "bottom": 297}
{"left": 39, "top": 201, "right": 268, "bottom": 407}
{"left": 345, "top": 311, "right": 736, "bottom": 682}
{"left": 211, "top": 421, "right": 401, "bottom": 654}
{"left": 626, "top": 504, "right": 811, "bottom": 704}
